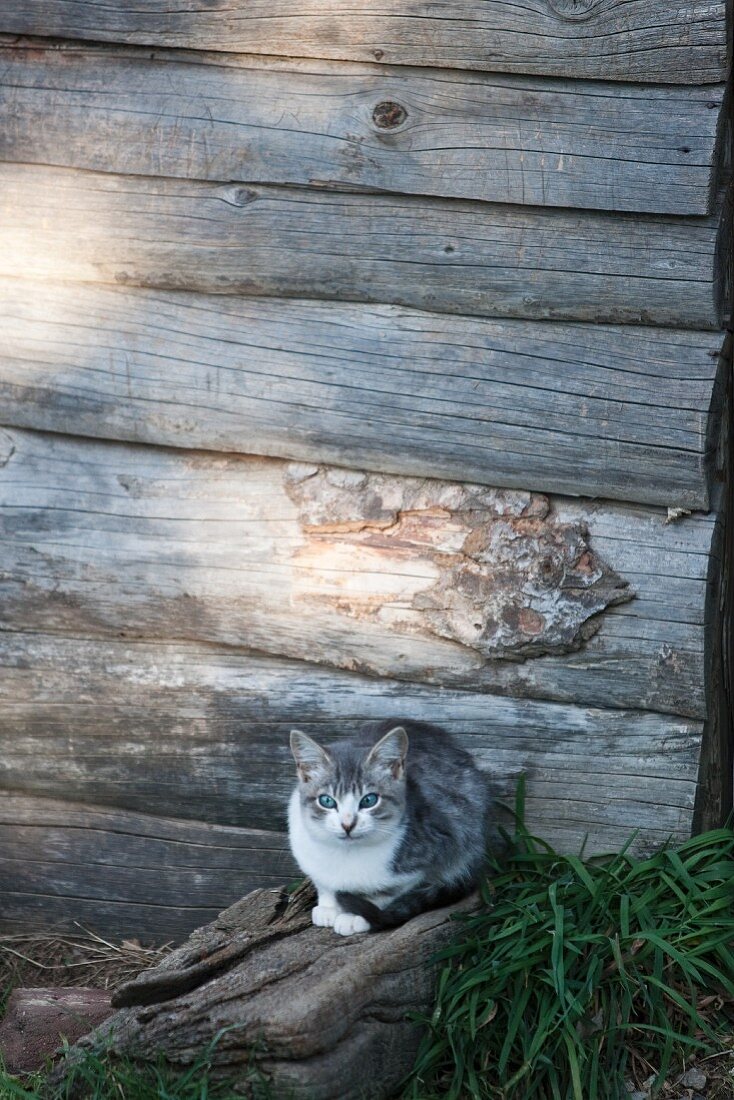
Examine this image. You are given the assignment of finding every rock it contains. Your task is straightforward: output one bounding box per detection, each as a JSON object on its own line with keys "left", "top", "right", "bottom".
{"left": 680, "top": 1067, "right": 707, "bottom": 1090}
{"left": 0, "top": 987, "right": 114, "bottom": 1073}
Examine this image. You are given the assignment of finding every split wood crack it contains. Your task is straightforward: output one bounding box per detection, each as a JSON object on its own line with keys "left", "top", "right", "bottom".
{"left": 112, "top": 884, "right": 312, "bottom": 1009}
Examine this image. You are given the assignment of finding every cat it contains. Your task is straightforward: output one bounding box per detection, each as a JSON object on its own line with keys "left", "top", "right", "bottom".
{"left": 287, "top": 718, "right": 493, "bottom": 936}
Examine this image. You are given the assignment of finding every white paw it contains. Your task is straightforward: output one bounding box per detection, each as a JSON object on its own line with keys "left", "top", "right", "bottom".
{"left": 312, "top": 905, "right": 338, "bottom": 928}
{"left": 333, "top": 913, "right": 371, "bottom": 936}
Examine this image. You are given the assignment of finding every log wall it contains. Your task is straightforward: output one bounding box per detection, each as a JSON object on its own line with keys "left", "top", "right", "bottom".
{"left": 0, "top": 1, "right": 731, "bottom": 939}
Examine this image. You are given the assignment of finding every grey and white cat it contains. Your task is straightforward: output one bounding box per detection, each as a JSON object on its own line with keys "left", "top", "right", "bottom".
{"left": 288, "top": 718, "right": 493, "bottom": 936}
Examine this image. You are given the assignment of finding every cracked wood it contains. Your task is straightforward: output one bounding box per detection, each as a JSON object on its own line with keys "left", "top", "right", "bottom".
{"left": 0, "top": 632, "right": 707, "bottom": 873}
{"left": 0, "top": 794, "right": 295, "bottom": 940}
{"left": 0, "top": 167, "right": 730, "bottom": 331}
{"left": 0, "top": 2, "right": 727, "bottom": 83}
{"left": 0, "top": 427, "right": 719, "bottom": 717}
{"left": 0, "top": 278, "right": 727, "bottom": 510}
{"left": 0, "top": 42, "right": 726, "bottom": 214}
{"left": 54, "top": 883, "right": 475, "bottom": 1100}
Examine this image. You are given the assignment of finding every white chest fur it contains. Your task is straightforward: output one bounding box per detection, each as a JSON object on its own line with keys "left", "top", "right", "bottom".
{"left": 288, "top": 789, "right": 414, "bottom": 896}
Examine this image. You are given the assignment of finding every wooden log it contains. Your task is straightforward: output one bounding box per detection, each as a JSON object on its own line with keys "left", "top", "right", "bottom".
{"left": 0, "top": 794, "right": 295, "bottom": 940}
{"left": 0, "top": 278, "right": 726, "bottom": 509}
{"left": 0, "top": 166, "right": 730, "bottom": 330}
{"left": 0, "top": 428, "right": 720, "bottom": 718}
{"left": 0, "top": 2, "right": 727, "bottom": 84}
{"left": 0, "top": 631, "right": 707, "bottom": 857}
{"left": 54, "top": 883, "right": 475, "bottom": 1100}
{"left": 0, "top": 42, "right": 726, "bottom": 214}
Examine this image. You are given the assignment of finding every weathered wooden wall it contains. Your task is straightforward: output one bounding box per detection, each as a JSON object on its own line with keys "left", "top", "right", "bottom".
{"left": 3, "top": 2, "right": 728, "bottom": 81}
{"left": 0, "top": 43, "right": 728, "bottom": 214}
{"left": 0, "top": 1, "right": 731, "bottom": 939}
{"left": 2, "top": 169, "right": 730, "bottom": 330}
{"left": 0, "top": 282, "right": 728, "bottom": 507}
{"left": 0, "top": 428, "right": 720, "bottom": 715}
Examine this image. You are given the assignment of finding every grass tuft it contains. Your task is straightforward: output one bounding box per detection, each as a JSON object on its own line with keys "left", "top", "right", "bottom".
{"left": 0, "top": 1036, "right": 275, "bottom": 1099}
{"left": 402, "top": 811, "right": 734, "bottom": 1100}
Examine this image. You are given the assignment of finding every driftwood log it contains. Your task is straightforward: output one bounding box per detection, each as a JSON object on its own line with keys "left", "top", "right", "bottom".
{"left": 56, "top": 882, "right": 475, "bottom": 1100}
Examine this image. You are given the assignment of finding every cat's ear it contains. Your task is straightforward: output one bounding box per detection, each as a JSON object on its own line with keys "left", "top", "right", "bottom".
{"left": 290, "top": 729, "right": 331, "bottom": 782}
{"left": 366, "top": 726, "right": 409, "bottom": 780}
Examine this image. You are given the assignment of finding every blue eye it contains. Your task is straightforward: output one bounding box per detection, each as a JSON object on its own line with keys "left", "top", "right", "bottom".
{"left": 318, "top": 794, "right": 336, "bottom": 809}
{"left": 359, "top": 793, "right": 379, "bottom": 809}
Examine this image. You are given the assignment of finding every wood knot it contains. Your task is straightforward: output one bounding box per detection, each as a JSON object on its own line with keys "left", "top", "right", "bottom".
{"left": 225, "top": 186, "right": 258, "bottom": 207}
{"left": 372, "top": 101, "right": 407, "bottom": 130}
{"left": 546, "top": 0, "right": 595, "bottom": 19}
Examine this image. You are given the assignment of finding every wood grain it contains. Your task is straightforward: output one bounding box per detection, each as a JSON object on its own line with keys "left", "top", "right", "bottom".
{"left": 0, "top": 278, "right": 726, "bottom": 509}
{"left": 0, "top": 428, "right": 719, "bottom": 717}
{"left": 0, "top": 794, "right": 295, "bottom": 939}
{"left": 1, "top": 166, "right": 729, "bottom": 330}
{"left": 62, "top": 885, "right": 473, "bottom": 1099}
{"left": 0, "top": 43, "right": 726, "bottom": 214}
{"left": 1, "top": 2, "right": 727, "bottom": 83}
{"left": 0, "top": 631, "right": 705, "bottom": 855}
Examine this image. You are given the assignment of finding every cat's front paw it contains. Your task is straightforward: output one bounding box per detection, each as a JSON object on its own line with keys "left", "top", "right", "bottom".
{"left": 333, "top": 913, "right": 371, "bottom": 936}
{"left": 312, "top": 905, "right": 339, "bottom": 928}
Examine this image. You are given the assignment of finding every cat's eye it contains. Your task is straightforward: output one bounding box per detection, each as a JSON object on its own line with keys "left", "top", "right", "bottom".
{"left": 317, "top": 794, "right": 336, "bottom": 809}
{"left": 359, "top": 792, "right": 379, "bottom": 809}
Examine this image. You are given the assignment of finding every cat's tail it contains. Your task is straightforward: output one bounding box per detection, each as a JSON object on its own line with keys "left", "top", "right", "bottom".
{"left": 335, "top": 883, "right": 470, "bottom": 930}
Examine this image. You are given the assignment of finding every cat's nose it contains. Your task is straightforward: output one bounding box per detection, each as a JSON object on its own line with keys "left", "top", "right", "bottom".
{"left": 341, "top": 816, "right": 356, "bottom": 835}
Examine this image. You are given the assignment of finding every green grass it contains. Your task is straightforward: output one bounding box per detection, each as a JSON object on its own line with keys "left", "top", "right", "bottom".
{"left": 0, "top": 1033, "right": 276, "bottom": 1099}
{"left": 402, "top": 811, "right": 734, "bottom": 1100}
{"left": 0, "top": 1055, "right": 235, "bottom": 1099}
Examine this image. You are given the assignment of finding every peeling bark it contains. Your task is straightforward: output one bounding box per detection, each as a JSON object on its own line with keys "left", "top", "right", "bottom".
{"left": 285, "top": 465, "right": 631, "bottom": 659}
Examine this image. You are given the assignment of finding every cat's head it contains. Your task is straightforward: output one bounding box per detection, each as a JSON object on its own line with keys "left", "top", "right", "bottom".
{"left": 289, "top": 726, "right": 408, "bottom": 844}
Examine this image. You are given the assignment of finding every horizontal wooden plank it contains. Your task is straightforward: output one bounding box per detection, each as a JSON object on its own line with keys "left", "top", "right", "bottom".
{"left": 0, "top": 43, "right": 726, "bottom": 214}
{"left": 0, "top": 795, "right": 295, "bottom": 939}
{"left": 0, "top": 632, "right": 705, "bottom": 856}
{"left": 0, "top": 278, "right": 726, "bottom": 509}
{"left": 0, "top": 428, "right": 719, "bottom": 717}
{"left": 1, "top": 166, "right": 729, "bottom": 330}
{"left": 0, "top": 2, "right": 727, "bottom": 83}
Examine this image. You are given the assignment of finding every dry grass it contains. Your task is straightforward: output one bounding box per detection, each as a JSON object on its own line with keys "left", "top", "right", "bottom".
{"left": 0, "top": 926, "right": 172, "bottom": 1005}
